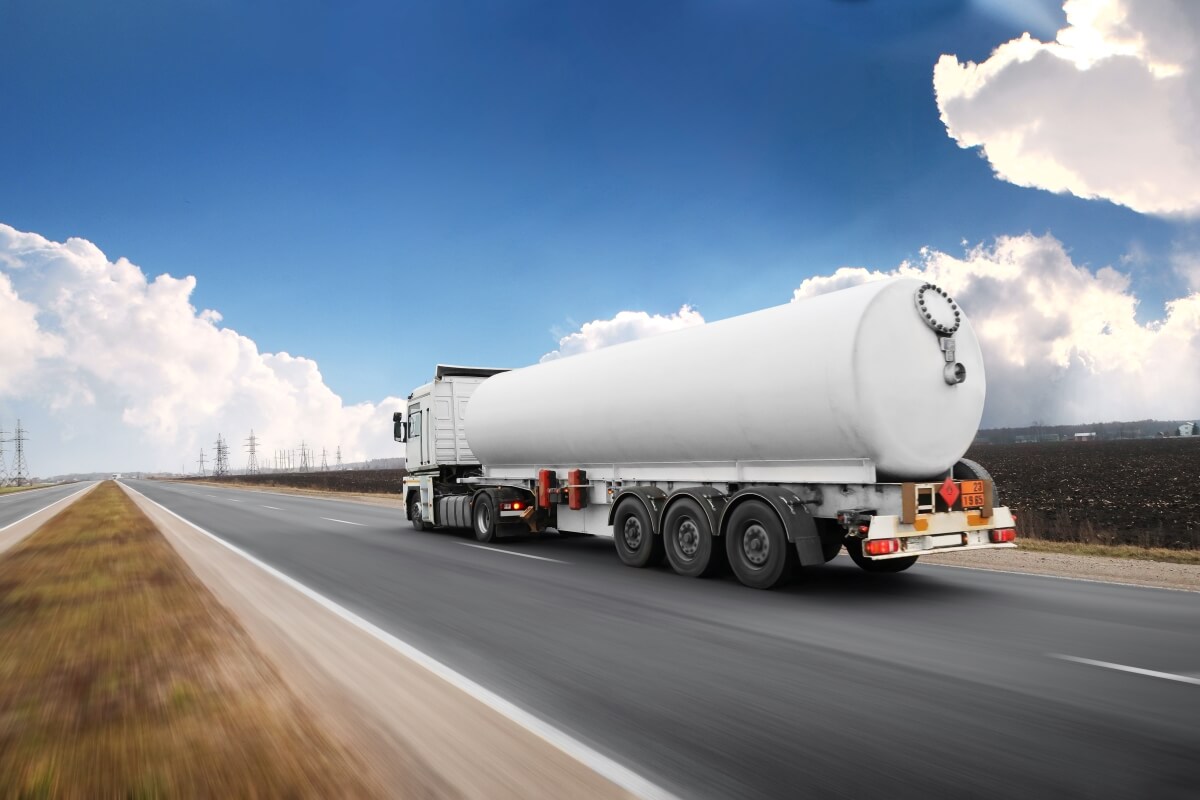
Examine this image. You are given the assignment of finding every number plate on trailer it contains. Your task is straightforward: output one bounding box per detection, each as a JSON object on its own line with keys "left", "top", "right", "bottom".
{"left": 960, "top": 480, "right": 985, "bottom": 509}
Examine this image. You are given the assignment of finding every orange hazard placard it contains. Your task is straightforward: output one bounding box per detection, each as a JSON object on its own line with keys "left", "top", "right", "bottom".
{"left": 960, "top": 480, "right": 985, "bottom": 508}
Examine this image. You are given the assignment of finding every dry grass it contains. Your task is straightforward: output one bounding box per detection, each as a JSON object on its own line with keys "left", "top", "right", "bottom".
{"left": 1014, "top": 538, "right": 1200, "bottom": 566}
{"left": 0, "top": 481, "right": 379, "bottom": 797}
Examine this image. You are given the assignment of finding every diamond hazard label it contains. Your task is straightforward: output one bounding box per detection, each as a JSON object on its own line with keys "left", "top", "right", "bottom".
{"left": 938, "top": 477, "right": 960, "bottom": 508}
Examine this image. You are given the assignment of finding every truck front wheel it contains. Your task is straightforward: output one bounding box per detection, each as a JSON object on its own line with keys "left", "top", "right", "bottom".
{"left": 408, "top": 493, "right": 427, "bottom": 532}
{"left": 724, "top": 500, "right": 795, "bottom": 589}
{"left": 473, "top": 494, "right": 499, "bottom": 543}
{"left": 663, "top": 498, "right": 722, "bottom": 577}
{"left": 845, "top": 538, "right": 918, "bottom": 573}
{"left": 612, "top": 499, "right": 663, "bottom": 568}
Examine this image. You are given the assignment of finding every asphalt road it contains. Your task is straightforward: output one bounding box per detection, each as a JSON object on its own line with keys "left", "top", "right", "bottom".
{"left": 126, "top": 479, "right": 1200, "bottom": 800}
{"left": 0, "top": 483, "right": 92, "bottom": 530}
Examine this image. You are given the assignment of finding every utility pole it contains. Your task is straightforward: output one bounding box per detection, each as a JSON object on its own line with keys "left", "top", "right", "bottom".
{"left": 197, "top": 448, "right": 207, "bottom": 477}
{"left": 320, "top": 447, "right": 329, "bottom": 471}
{"left": 335, "top": 445, "right": 343, "bottom": 470}
{"left": 245, "top": 430, "right": 260, "bottom": 475}
{"left": 12, "top": 420, "right": 29, "bottom": 486}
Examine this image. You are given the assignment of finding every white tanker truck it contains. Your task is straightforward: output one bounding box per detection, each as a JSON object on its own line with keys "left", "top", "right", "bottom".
{"left": 395, "top": 278, "right": 1016, "bottom": 589}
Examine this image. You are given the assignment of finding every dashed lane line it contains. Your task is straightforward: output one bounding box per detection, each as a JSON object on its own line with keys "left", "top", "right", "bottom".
{"left": 1050, "top": 654, "right": 1200, "bottom": 686}
{"left": 459, "top": 543, "right": 569, "bottom": 564}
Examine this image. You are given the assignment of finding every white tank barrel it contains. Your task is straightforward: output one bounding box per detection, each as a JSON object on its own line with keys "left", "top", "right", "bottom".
{"left": 465, "top": 277, "right": 986, "bottom": 481}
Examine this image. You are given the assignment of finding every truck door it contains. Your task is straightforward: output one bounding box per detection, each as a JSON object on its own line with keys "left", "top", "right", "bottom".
{"left": 419, "top": 407, "right": 430, "bottom": 466}
{"left": 406, "top": 406, "right": 426, "bottom": 470}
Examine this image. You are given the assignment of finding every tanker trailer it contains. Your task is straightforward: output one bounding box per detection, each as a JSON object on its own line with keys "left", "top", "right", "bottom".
{"left": 395, "top": 277, "right": 1016, "bottom": 589}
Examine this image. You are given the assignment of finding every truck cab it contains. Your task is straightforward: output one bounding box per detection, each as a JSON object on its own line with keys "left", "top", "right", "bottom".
{"left": 394, "top": 365, "right": 509, "bottom": 525}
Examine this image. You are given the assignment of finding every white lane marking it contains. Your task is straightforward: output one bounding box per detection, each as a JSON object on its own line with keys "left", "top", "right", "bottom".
{"left": 228, "top": 498, "right": 241, "bottom": 502}
{"left": 0, "top": 483, "right": 96, "bottom": 532}
{"left": 459, "top": 543, "right": 568, "bottom": 564}
{"left": 322, "top": 517, "right": 366, "bottom": 527}
{"left": 918, "top": 560, "right": 1200, "bottom": 594}
{"left": 121, "top": 483, "right": 676, "bottom": 800}
{"left": 204, "top": 494, "right": 220, "bottom": 498}
{"left": 262, "top": 505, "right": 282, "bottom": 511}
{"left": 1050, "top": 654, "right": 1200, "bottom": 686}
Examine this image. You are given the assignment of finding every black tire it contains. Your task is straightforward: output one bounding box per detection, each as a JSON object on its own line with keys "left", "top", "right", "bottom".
{"left": 815, "top": 519, "right": 846, "bottom": 563}
{"left": 612, "top": 498, "right": 663, "bottom": 568}
{"left": 408, "top": 492, "right": 427, "bottom": 532}
{"left": 473, "top": 493, "right": 499, "bottom": 543}
{"left": 663, "top": 498, "right": 723, "bottom": 577}
{"left": 954, "top": 458, "right": 1000, "bottom": 505}
{"left": 724, "top": 500, "right": 796, "bottom": 589}
{"left": 845, "top": 538, "right": 918, "bottom": 573}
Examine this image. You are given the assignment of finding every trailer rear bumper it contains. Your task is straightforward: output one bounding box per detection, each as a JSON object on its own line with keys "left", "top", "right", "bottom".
{"left": 861, "top": 507, "right": 1017, "bottom": 560}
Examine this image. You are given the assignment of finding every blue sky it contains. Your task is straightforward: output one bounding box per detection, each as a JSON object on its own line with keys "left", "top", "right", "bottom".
{"left": 3, "top": 0, "right": 1200, "bottom": 473}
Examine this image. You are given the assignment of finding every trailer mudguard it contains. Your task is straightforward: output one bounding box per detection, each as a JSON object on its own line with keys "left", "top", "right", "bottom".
{"left": 661, "top": 486, "right": 729, "bottom": 538}
{"left": 719, "top": 486, "right": 824, "bottom": 566}
{"left": 608, "top": 486, "right": 668, "bottom": 535}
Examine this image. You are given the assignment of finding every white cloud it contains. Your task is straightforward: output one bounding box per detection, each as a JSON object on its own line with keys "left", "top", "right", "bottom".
{"left": 935, "top": 0, "right": 1200, "bottom": 215}
{"left": 0, "top": 224, "right": 406, "bottom": 475}
{"left": 794, "top": 233, "right": 1200, "bottom": 426}
{"left": 540, "top": 305, "right": 705, "bottom": 362}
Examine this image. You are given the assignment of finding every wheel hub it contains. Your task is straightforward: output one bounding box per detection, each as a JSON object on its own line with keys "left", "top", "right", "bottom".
{"left": 478, "top": 505, "right": 491, "bottom": 532}
{"left": 623, "top": 517, "right": 643, "bottom": 550}
{"left": 677, "top": 519, "right": 699, "bottom": 559}
{"left": 743, "top": 523, "right": 770, "bottom": 566}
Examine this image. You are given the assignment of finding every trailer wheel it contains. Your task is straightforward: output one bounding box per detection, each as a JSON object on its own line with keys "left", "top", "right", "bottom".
{"left": 473, "top": 493, "right": 499, "bottom": 543}
{"left": 663, "top": 498, "right": 722, "bottom": 577}
{"left": 408, "top": 493, "right": 427, "bottom": 532}
{"left": 845, "top": 538, "right": 918, "bottom": 573}
{"left": 612, "top": 498, "right": 663, "bottom": 568}
{"left": 724, "top": 500, "right": 795, "bottom": 589}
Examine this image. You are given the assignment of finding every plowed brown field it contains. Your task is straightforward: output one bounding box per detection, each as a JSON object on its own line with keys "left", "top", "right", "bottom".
{"left": 966, "top": 439, "right": 1200, "bottom": 549}
{"left": 203, "top": 468, "right": 406, "bottom": 495}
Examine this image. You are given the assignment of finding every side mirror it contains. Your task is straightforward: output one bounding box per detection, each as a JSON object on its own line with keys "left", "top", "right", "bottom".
{"left": 393, "top": 412, "right": 407, "bottom": 443}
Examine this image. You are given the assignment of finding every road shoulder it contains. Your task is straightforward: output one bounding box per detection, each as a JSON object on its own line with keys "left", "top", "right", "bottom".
{"left": 921, "top": 547, "right": 1200, "bottom": 592}
{"left": 0, "top": 483, "right": 96, "bottom": 557}
{"left": 121, "top": 482, "right": 638, "bottom": 800}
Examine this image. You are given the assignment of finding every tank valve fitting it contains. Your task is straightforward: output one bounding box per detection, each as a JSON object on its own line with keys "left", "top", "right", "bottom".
{"left": 940, "top": 336, "right": 966, "bottom": 385}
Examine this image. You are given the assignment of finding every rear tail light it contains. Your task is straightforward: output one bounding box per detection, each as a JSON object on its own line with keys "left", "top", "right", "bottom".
{"left": 990, "top": 528, "right": 1016, "bottom": 543}
{"left": 857, "top": 524, "right": 870, "bottom": 535}
{"left": 863, "top": 538, "right": 900, "bottom": 556}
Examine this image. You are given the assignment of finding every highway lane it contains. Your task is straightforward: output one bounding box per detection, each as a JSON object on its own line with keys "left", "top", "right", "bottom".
{"left": 0, "top": 483, "right": 93, "bottom": 530}
{"left": 127, "top": 479, "right": 1200, "bottom": 799}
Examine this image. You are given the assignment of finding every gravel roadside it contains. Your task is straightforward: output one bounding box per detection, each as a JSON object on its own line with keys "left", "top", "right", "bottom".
{"left": 921, "top": 547, "right": 1200, "bottom": 592}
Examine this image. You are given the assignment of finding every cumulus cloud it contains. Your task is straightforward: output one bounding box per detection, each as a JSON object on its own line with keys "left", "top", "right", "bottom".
{"left": 935, "top": 0, "right": 1200, "bottom": 215}
{"left": 794, "top": 233, "right": 1200, "bottom": 426}
{"left": 540, "top": 305, "right": 705, "bottom": 362}
{"left": 0, "top": 224, "right": 406, "bottom": 475}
